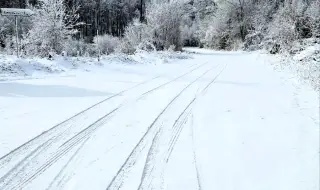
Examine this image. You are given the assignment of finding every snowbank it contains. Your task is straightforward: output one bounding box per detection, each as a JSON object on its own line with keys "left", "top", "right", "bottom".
{"left": 183, "top": 47, "right": 245, "bottom": 55}
{"left": 257, "top": 38, "right": 319, "bottom": 91}
{"left": 0, "top": 51, "right": 192, "bottom": 81}
{"left": 293, "top": 44, "right": 319, "bottom": 61}
{"left": 284, "top": 39, "right": 319, "bottom": 91}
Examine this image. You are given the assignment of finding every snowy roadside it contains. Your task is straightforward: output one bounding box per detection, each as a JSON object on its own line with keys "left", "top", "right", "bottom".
{"left": 0, "top": 51, "right": 196, "bottom": 158}
{"left": 267, "top": 39, "right": 319, "bottom": 91}
{"left": 255, "top": 39, "right": 319, "bottom": 125}
{"left": 189, "top": 50, "right": 319, "bottom": 190}
{"left": 185, "top": 47, "right": 319, "bottom": 133}
{"left": 186, "top": 39, "right": 319, "bottom": 91}
{"left": 0, "top": 50, "right": 192, "bottom": 81}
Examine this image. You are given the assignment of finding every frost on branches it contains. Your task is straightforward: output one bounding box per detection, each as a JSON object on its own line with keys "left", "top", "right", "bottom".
{"left": 23, "top": 0, "right": 78, "bottom": 57}
{"left": 146, "top": 1, "right": 184, "bottom": 51}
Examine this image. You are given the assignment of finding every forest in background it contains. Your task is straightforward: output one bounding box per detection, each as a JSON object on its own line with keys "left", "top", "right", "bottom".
{"left": 0, "top": 0, "right": 319, "bottom": 57}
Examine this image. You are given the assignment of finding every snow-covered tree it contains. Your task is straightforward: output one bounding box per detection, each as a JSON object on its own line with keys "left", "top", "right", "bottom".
{"left": 194, "top": 0, "right": 217, "bottom": 20}
{"left": 0, "top": 17, "right": 13, "bottom": 51}
{"left": 306, "top": 0, "right": 320, "bottom": 38}
{"left": 268, "top": 3, "right": 298, "bottom": 51}
{"left": 118, "top": 19, "right": 153, "bottom": 54}
{"left": 197, "top": 0, "right": 319, "bottom": 51}
{"left": 24, "top": 0, "right": 78, "bottom": 57}
{"left": 146, "top": 1, "right": 184, "bottom": 50}
{"left": 0, "top": 0, "right": 318, "bottom": 56}
{"left": 94, "top": 34, "right": 120, "bottom": 55}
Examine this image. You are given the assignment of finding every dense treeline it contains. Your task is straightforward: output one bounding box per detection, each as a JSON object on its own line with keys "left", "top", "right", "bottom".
{"left": 0, "top": 0, "right": 27, "bottom": 8}
{"left": 0, "top": 0, "right": 319, "bottom": 57}
{"left": 0, "top": 0, "right": 187, "bottom": 56}
{"left": 0, "top": 0, "right": 145, "bottom": 41}
{"left": 201, "top": 0, "right": 320, "bottom": 52}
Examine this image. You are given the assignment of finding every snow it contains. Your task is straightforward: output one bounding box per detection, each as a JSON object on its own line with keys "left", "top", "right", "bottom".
{"left": 0, "top": 49, "right": 318, "bottom": 190}
{"left": 281, "top": 39, "right": 320, "bottom": 91}
{"left": 293, "top": 44, "right": 320, "bottom": 61}
{"left": 192, "top": 52, "right": 319, "bottom": 190}
{"left": 0, "top": 51, "right": 192, "bottom": 81}
{"left": 0, "top": 51, "right": 193, "bottom": 157}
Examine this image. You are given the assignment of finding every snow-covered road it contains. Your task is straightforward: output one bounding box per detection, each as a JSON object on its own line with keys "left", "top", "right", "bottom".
{"left": 0, "top": 50, "right": 319, "bottom": 190}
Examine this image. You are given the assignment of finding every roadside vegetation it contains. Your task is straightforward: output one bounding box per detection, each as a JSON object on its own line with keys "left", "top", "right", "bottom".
{"left": 0, "top": 0, "right": 319, "bottom": 88}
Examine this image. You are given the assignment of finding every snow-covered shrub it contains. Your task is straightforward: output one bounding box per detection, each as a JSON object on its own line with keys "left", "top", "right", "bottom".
{"left": 196, "top": 0, "right": 318, "bottom": 52}
{"left": 305, "top": 0, "right": 320, "bottom": 38}
{"left": 117, "top": 19, "right": 152, "bottom": 54}
{"left": 265, "top": 0, "right": 319, "bottom": 53}
{"left": 24, "top": 0, "right": 78, "bottom": 57}
{"left": 4, "top": 36, "right": 16, "bottom": 55}
{"left": 146, "top": 1, "right": 184, "bottom": 51}
{"left": 85, "top": 44, "right": 98, "bottom": 57}
{"left": 0, "top": 15, "right": 33, "bottom": 55}
{"left": 284, "top": 38, "right": 320, "bottom": 90}
{"left": 268, "top": 4, "right": 297, "bottom": 52}
{"left": 0, "top": 17, "right": 12, "bottom": 50}
{"left": 204, "top": 27, "right": 231, "bottom": 50}
{"left": 63, "top": 38, "right": 92, "bottom": 57}
{"left": 94, "top": 34, "right": 119, "bottom": 55}
{"left": 244, "top": 31, "right": 264, "bottom": 51}
{"left": 180, "top": 4, "right": 200, "bottom": 48}
{"left": 203, "top": 9, "right": 232, "bottom": 50}
{"left": 181, "top": 22, "right": 199, "bottom": 47}
{"left": 117, "top": 39, "right": 136, "bottom": 55}
{"left": 201, "top": 0, "right": 254, "bottom": 50}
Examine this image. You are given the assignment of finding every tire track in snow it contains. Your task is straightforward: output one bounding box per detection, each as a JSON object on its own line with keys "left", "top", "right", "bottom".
{"left": 46, "top": 135, "right": 89, "bottom": 190}
{"left": 42, "top": 63, "right": 210, "bottom": 190}
{"left": 106, "top": 64, "right": 219, "bottom": 190}
{"left": 165, "top": 99, "right": 194, "bottom": 163}
{"left": 138, "top": 63, "right": 227, "bottom": 190}
{"left": 190, "top": 63, "right": 228, "bottom": 190}
{"left": 40, "top": 63, "right": 211, "bottom": 190}
{"left": 0, "top": 63, "right": 203, "bottom": 170}
{"left": 0, "top": 62, "right": 204, "bottom": 173}
{"left": 0, "top": 62, "right": 209, "bottom": 189}
{"left": 47, "top": 142, "right": 118, "bottom": 190}
{"left": 0, "top": 107, "right": 120, "bottom": 190}
{"left": 0, "top": 77, "right": 159, "bottom": 189}
{"left": 190, "top": 113, "right": 203, "bottom": 190}
{"left": 0, "top": 76, "right": 159, "bottom": 169}
{"left": 137, "top": 99, "right": 195, "bottom": 190}
{"left": 138, "top": 99, "right": 195, "bottom": 190}
{"left": 189, "top": 63, "right": 228, "bottom": 190}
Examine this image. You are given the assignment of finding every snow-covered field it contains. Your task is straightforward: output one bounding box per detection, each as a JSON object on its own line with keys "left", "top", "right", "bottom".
{"left": 0, "top": 50, "right": 318, "bottom": 190}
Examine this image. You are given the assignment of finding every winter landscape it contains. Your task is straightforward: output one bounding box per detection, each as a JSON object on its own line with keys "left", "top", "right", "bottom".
{"left": 0, "top": 0, "right": 319, "bottom": 190}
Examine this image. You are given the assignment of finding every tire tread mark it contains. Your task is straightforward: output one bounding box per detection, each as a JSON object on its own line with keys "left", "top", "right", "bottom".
{"left": 0, "top": 77, "right": 159, "bottom": 167}
{"left": 106, "top": 64, "right": 217, "bottom": 190}
{"left": 165, "top": 99, "right": 195, "bottom": 163}
{"left": 140, "top": 63, "right": 208, "bottom": 97}
{"left": 1, "top": 63, "right": 209, "bottom": 189}
{"left": 190, "top": 114, "right": 202, "bottom": 190}
{"left": 0, "top": 63, "right": 205, "bottom": 166}
{"left": 46, "top": 138, "right": 88, "bottom": 190}
{"left": 1, "top": 63, "right": 210, "bottom": 189}
{"left": 138, "top": 99, "right": 195, "bottom": 190}
{"left": 138, "top": 63, "right": 227, "bottom": 190}
{"left": 166, "top": 63, "right": 227, "bottom": 163}
{"left": 7, "top": 108, "right": 119, "bottom": 190}
{"left": 0, "top": 139, "right": 52, "bottom": 186}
